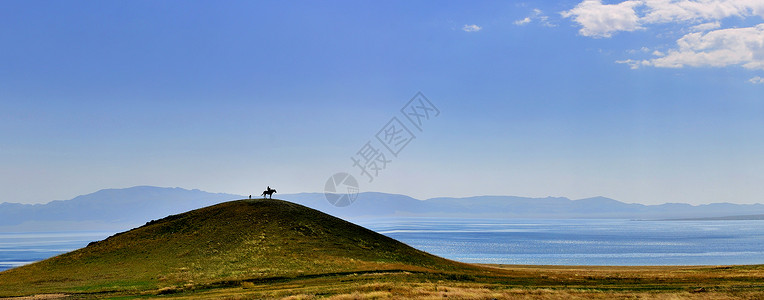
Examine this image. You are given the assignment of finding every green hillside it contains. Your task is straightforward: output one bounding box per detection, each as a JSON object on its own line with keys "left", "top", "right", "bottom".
{"left": 0, "top": 199, "right": 470, "bottom": 297}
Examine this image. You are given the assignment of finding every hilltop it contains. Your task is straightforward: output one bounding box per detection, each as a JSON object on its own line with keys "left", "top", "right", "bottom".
{"left": 0, "top": 198, "right": 470, "bottom": 297}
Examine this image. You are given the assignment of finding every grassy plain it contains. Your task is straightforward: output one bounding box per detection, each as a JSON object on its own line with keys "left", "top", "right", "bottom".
{"left": 147, "top": 264, "right": 764, "bottom": 299}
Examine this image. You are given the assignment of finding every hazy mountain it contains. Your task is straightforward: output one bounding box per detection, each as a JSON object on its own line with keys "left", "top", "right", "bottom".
{"left": 2, "top": 186, "right": 764, "bottom": 232}
{"left": 0, "top": 186, "right": 240, "bottom": 231}
{"left": 288, "top": 193, "right": 764, "bottom": 220}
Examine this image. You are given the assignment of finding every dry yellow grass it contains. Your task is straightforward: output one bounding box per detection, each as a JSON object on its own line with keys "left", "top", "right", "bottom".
{"left": 158, "top": 264, "right": 764, "bottom": 299}
{"left": 0, "top": 295, "right": 68, "bottom": 300}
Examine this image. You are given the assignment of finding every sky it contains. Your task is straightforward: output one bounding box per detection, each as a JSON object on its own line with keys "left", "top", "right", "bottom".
{"left": 2, "top": 0, "right": 764, "bottom": 205}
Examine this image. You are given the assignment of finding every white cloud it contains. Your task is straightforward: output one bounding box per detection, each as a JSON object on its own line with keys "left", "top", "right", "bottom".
{"left": 644, "top": 24, "right": 764, "bottom": 70}
{"left": 515, "top": 8, "right": 556, "bottom": 27}
{"left": 563, "top": 0, "right": 764, "bottom": 37}
{"left": 749, "top": 76, "right": 764, "bottom": 84}
{"left": 640, "top": 0, "right": 764, "bottom": 24}
{"left": 462, "top": 24, "right": 482, "bottom": 32}
{"left": 514, "top": 17, "right": 532, "bottom": 25}
{"left": 561, "top": 0, "right": 644, "bottom": 37}
{"left": 627, "top": 46, "right": 651, "bottom": 54}
{"left": 690, "top": 21, "right": 721, "bottom": 32}
{"left": 616, "top": 59, "right": 647, "bottom": 69}
{"left": 539, "top": 15, "right": 556, "bottom": 27}
{"left": 562, "top": 1, "right": 764, "bottom": 70}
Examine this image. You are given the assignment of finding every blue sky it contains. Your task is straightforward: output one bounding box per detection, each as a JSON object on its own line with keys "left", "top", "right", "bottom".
{"left": 2, "top": 0, "right": 764, "bottom": 205}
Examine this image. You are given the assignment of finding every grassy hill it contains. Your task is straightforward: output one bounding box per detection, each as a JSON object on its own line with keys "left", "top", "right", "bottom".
{"left": 0, "top": 198, "right": 471, "bottom": 297}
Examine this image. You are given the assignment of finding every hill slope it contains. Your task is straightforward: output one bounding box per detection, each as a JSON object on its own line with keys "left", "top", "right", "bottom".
{"left": 0, "top": 199, "right": 467, "bottom": 297}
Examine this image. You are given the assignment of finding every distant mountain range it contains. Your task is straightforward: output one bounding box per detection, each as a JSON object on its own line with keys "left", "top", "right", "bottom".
{"left": 0, "top": 186, "right": 239, "bottom": 232}
{"left": 285, "top": 192, "right": 764, "bottom": 220}
{"left": 2, "top": 186, "right": 764, "bottom": 232}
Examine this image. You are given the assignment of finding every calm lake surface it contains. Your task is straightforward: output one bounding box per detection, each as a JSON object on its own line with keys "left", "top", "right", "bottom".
{"left": 1, "top": 219, "right": 763, "bottom": 272}
{"left": 0, "top": 231, "right": 112, "bottom": 272}
{"left": 360, "top": 218, "right": 764, "bottom": 266}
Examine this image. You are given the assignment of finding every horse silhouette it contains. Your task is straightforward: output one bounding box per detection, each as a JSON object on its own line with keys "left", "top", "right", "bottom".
{"left": 261, "top": 188, "right": 276, "bottom": 199}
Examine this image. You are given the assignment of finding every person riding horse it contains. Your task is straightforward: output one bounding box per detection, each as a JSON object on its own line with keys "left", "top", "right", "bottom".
{"left": 262, "top": 186, "right": 276, "bottom": 199}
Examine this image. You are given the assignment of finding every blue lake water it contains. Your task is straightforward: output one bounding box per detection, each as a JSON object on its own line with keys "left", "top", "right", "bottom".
{"left": 360, "top": 218, "right": 764, "bottom": 266}
{"left": 0, "top": 231, "right": 111, "bottom": 272}
{"left": 1, "top": 219, "right": 763, "bottom": 272}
